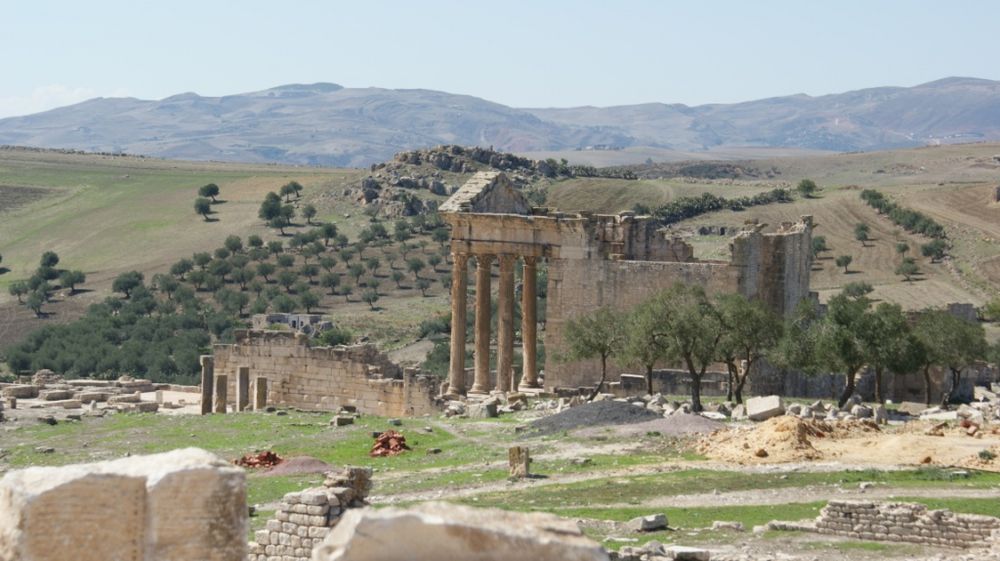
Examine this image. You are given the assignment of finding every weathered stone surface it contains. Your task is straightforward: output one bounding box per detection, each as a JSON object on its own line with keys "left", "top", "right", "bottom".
{"left": 508, "top": 446, "right": 530, "bottom": 478}
{"left": 626, "top": 513, "right": 668, "bottom": 532}
{"left": 311, "top": 502, "right": 609, "bottom": 561}
{"left": 746, "top": 395, "right": 784, "bottom": 421}
{"left": 0, "top": 448, "right": 246, "bottom": 561}
{"left": 2, "top": 385, "right": 38, "bottom": 399}
{"left": 664, "top": 545, "right": 711, "bottom": 561}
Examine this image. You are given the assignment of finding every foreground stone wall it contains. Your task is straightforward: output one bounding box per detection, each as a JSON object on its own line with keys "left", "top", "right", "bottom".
{"left": 249, "top": 467, "right": 372, "bottom": 561}
{"left": 814, "top": 500, "right": 1000, "bottom": 548}
{"left": 214, "top": 330, "right": 439, "bottom": 417}
{"left": 0, "top": 448, "right": 246, "bottom": 561}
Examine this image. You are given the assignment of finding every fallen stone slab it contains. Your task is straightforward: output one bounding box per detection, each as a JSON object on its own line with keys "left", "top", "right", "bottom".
{"left": 746, "top": 395, "right": 784, "bottom": 421}
{"left": 311, "top": 502, "right": 609, "bottom": 561}
{"left": 665, "top": 545, "right": 711, "bottom": 561}
{"left": 75, "top": 391, "right": 110, "bottom": 404}
{"left": 626, "top": 513, "right": 668, "bottom": 532}
{"left": 39, "top": 389, "right": 74, "bottom": 401}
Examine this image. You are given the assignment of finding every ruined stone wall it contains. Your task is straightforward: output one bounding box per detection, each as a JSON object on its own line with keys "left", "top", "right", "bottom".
{"left": 213, "top": 331, "right": 439, "bottom": 417}
{"left": 248, "top": 467, "right": 371, "bottom": 561}
{"left": 0, "top": 448, "right": 246, "bottom": 561}
{"left": 814, "top": 500, "right": 1000, "bottom": 548}
{"left": 544, "top": 258, "right": 741, "bottom": 389}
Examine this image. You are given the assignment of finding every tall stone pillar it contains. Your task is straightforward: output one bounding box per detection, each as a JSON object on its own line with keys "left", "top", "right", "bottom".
{"left": 446, "top": 253, "right": 469, "bottom": 396}
{"left": 496, "top": 254, "right": 516, "bottom": 392}
{"left": 236, "top": 366, "right": 250, "bottom": 412}
{"left": 213, "top": 375, "right": 228, "bottom": 414}
{"left": 199, "top": 355, "right": 213, "bottom": 415}
{"left": 520, "top": 256, "right": 540, "bottom": 389}
{"left": 471, "top": 254, "right": 493, "bottom": 394}
{"left": 254, "top": 377, "right": 268, "bottom": 410}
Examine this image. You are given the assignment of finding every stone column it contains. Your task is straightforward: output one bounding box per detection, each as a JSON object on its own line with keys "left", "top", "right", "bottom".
{"left": 199, "top": 355, "right": 214, "bottom": 415}
{"left": 213, "top": 375, "right": 228, "bottom": 414}
{"left": 471, "top": 254, "right": 493, "bottom": 394}
{"left": 520, "top": 256, "right": 540, "bottom": 389}
{"left": 236, "top": 366, "right": 250, "bottom": 412}
{"left": 254, "top": 377, "right": 268, "bottom": 410}
{"left": 446, "top": 253, "right": 469, "bottom": 396}
{"left": 496, "top": 254, "right": 515, "bottom": 392}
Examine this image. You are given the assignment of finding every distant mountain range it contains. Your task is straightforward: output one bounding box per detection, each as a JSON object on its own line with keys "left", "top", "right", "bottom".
{"left": 1, "top": 77, "right": 998, "bottom": 167}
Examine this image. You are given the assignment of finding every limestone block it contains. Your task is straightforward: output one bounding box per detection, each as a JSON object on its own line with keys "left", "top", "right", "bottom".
{"left": 0, "top": 448, "right": 246, "bottom": 561}
{"left": 2, "top": 385, "right": 39, "bottom": 399}
{"left": 0, "top": 468, "right": 147, "bottom": 561}
{"left": 311, "top": 503, "right": 609, "bottom": 561}
{"left": 508, "top": 447, "right": 530, "bottom": 478}
{"left": 626, "top": 513, "right": 668, "bottom": 532}
{"left": 746, "top": 395, "right": 784, "bottom": 421}
{"left": 664, "top": 546, "right": 711, "bottom": 561}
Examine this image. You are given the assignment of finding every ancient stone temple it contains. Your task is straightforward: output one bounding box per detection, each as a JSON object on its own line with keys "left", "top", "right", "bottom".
{"left": 440, "top": 171, "right": 814, "bottom": 393}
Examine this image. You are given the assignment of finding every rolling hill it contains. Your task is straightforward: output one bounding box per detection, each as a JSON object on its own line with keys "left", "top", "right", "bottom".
{"left": 2, "top": 78, "right": 1000, "bottom": 166}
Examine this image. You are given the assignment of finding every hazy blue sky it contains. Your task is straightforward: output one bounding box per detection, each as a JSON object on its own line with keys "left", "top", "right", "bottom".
{"left": 2, "top": 0, "right": 997, "bottom": 117}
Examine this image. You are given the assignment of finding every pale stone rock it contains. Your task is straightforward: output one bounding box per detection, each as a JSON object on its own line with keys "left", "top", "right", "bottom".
{"left": 664, "top": 545, "right": 711, "bottom": 561}
{"left": 626, "top": 513, "right": 668, "bottom": 532}
{"left": 746, "top": 395, "right": 784, "bottom": 421}
{"left": 311, "top": 502, "right": 609, "bottom": 561}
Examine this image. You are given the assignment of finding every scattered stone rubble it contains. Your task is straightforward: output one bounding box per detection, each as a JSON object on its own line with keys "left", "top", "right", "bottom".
{"left": 249, "top": 467, "right": 372, "bottom": 561}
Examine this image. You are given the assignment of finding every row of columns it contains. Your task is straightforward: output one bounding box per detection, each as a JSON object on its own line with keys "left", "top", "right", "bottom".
{"left": 199, "top": 356, "right": 268, "bottom": 414}
{"left": 447, "top": 253, "right": 540, "bottom": 396}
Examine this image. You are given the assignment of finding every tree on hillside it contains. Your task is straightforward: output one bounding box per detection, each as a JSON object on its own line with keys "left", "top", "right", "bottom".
{"left": 811, "top": 236, "right": 829, "bottom": 259}
{"left": 280, "top": 182, "right": 303, "bottom": 202}
{"left": 224, "top": 235, "right": 243, "bottom": 254}
{"left": 267, "top": 240, "right": 284, "bottom": 256}
{"left": 842, "top": 281, "right": 874, "bottom": 299}
{"left": 231, "top": 267, "right": 255, "bottom": 291}
{"left": 796, "top": 179, "right": 818, "bottom": 198}
{"left": 895, "top": 257, "right": 919, "bottom": 282}
{"left": 835, "top": 255, "right": 853, "bottom": 273}
{"left": 319, "top": 223, "right": 338, "bottom": 246}
{"left": 416, "top": 278, "right": 432, "bottom": 296}
{"left": 319, "top": 256, "right": 336, "bottom": 273}
{"left": 40, "top": 251, "right": 59, "bottom": 269}
{"left": 112, "top": 271, "right": 144, "bottom": 299}
{"left": 194, "top": 197, "right": 212, "bottom": 221}
{"left": 214, "top": 247, "right": 231, "bottom": 260}
{"left": 407, "top": 257, "right": 426, "bottom": 281}
{"left": 362, "top": 288, "right": 380, "bottom": 310}
{"left": 302, "top": 205, "right": 316, "bottom": 226}
{"left": 26, "top": 291, "right": 45, "bottom": 317}
{"left": 320, "top": 272, "right": 340, "bottom": 295}
{"left": 299, "top": 264, "right": 319, "bottom": 284}
{"left": 198, "top": 183, "right": 220, "bottom": 202}
{"left": 428, "top": 254, "right": 442, "bottom": 272}
{"left": 562, "top": 306, "right": 626, "bottom": 401}
{"left": 432, "top": 227, "right": 450, "bottom": 250}
{"left": 854, "top": 223, "right": 870, "bottom": 247}
{"left": 895, "top": 242, "right": 910, "bottom": 260}
{"left": 59, "top": 270, "right": 86, "bottom": 294}
{"left": 714, "top": 293, "right": 783, "bottom": 404}
{"left": 259, "top": 192, "right": 282, "bottom": 222}
{"left": 276, "top": 270, "right": 297, "bottom": 293}
{"left": 8, "top": 281, "right": 28, "bottom": 303}
{"left": 299, "top": 289, "right": 320, "bottom": 314}
{"left": 193, "top": 252, "right": 212, "bottom": 270}
{"left": 365, "top": 257, "right": 380, "bottom": 276}
{"left": 272, "top": 294, "right": 296, "bottom": 313}
{"left": 170, "top": 259, "right": 193, "bottom": 280}
{"left": 276, "top": 254, "right": 295, "bottom": 268}
{"left": 921, "top": 239, "right": 947, "bottom": 263}
{"left": 247, "top": 234, "right": 263, "bottom": 249}
{"left": 347, "top": 263, "right": 365, "bottom": 284}
{"left": 269, "top": 215, "right": 290, "bottom": 235}
{"left": 391, "top": 270, "right": 405, "bottom": 288}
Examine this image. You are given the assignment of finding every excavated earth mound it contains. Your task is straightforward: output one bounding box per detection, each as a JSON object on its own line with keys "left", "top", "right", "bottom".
{"left": 698, "top": 416, "right": 882, "bottom": 464}
{"left": 530, "top": 400, "right": 661, "bottom": 436}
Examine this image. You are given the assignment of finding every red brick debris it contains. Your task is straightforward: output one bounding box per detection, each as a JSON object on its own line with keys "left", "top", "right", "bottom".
{"left": 234, "top": 450, "right": 284, "bottom": 468}
{"left": 369, "top": 430, "right": 411, "bottom": 457}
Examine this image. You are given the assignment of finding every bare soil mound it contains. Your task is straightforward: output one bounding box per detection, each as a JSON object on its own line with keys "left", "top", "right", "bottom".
{"left": 575, "top": 413, "right": 724, "bottom": 438}
{"left": 698, "top": 417, "right": 882, "bottom": 464}
{"left": 530, "top": 400, "right": 661, "bottom": 436}
{"left": 262, "top": 456, "right": 331, "bottom": 477}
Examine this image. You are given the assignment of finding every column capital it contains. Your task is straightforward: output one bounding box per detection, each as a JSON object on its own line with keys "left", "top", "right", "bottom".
{"left": 522, "top": 255, "right": 538, "bottom": 267}
{"left": 475, "top": 253, "right": 495, "bottom": 266}
{"left": 451, "top": 252, "right": 470, "bottom": 266}
{"left": 498, "top": 253, "right": 517, "bottom": 267}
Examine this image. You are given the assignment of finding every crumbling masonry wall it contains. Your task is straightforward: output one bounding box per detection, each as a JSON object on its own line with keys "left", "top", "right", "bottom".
{"left": 213, "top": 331, "right": 439, "bottom": 417}
{"left": 813, "top": 500, "right": 1000, "bottom": 548}
{"left": 248, "top": 467, "right": 371, "bottom": 561}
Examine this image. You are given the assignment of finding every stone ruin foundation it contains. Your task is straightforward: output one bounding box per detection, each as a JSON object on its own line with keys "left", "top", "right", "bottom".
{"left": 774, "top": 500, "right": 1000, "bottom": 548}
{"left": 210, "top": 330, "right": 440, "bottom": 417}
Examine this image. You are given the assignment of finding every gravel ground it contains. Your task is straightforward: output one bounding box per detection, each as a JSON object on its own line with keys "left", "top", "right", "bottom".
{"left": 530, "top": 400, "right": 661, "bottom": 435}
{"left": 574, "top": 413, "right": 724, "bottom": 438}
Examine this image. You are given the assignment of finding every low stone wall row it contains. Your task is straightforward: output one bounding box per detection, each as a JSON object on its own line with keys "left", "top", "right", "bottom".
{"left": 814, "top": 500, "right": 1000, "bottom": 548}
{"left": 248, "top": 467, "right": 372, "bottom": 561}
